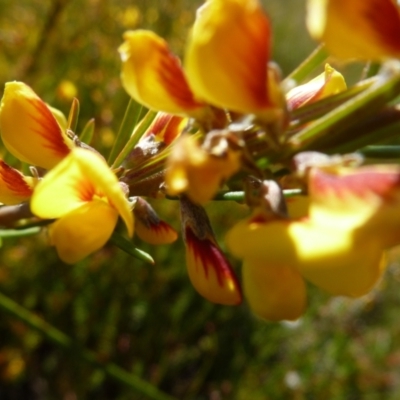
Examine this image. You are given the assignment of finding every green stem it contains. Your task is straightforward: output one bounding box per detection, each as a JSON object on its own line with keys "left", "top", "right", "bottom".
{"left": 359, "top": 145, "right": 400, "bottom": 159}
{"left": 283, "top": 44, "right": 328, "bottom": 86}
{"left": 287, "top": 63, "right": 400, "bottom": 154}
{"left": 167, "top": 189, "right": 303, "bottom": 202}
{"left": 110, "top": 232, "right": 154, "bottom": 265}
{"left": 0, "top": 227, "right": 41, "bottom": 238}
{"left": 0, "top": 291, "right": 175, "bottom": 400}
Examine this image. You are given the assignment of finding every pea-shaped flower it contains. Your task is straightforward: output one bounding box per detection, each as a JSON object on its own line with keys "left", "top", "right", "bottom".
{"left": 30, "top": 148, "right": 134, "bottom": 264}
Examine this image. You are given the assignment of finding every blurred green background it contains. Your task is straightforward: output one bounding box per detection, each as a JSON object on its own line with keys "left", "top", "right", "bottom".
{"left": 1, "top": 0, "right": 400, "bottom": 399}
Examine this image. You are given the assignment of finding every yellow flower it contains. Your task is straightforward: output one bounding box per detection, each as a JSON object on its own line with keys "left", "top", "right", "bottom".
{"left": 119, "top": 1, "right": 284, "bottom": 125}
{"left": 286, "top": 64, "right": 347, "bottom": 110}
{"left": 134, "top": 197, "right": 178, "bottom": 245}
{"left": 185, "top": 0, "right": 274, "bottom": 117}
{"left": 225, "top": 163, "right": 400, "bottom": 321}
{"left": 140, "top": 112, "right": 187, "bottom": 146}
{"left": 165, "top": 133, "right": 241, "bottom": 204}
{"left": 307, "top": 0, "right": 400, "bottom": 60}
{"left": 181, "top": 196, "right": 242, "bottom": 305}
{"left": 0, "top": 160, "right": 36, "bottom": 205}
{"left": 119, "top": 30, "right": 208, "bottom": 119}
{"left": 30, "top": 148, "right": 133, "bottom": 264}
{"left": 242, "top": 259, "right": 306, "bottom": 322}
{"left": 0, "top": 82, "right": 74, "bottom": 170}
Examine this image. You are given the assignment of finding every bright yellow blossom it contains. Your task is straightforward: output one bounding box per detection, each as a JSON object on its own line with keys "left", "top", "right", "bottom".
{"left": 286, "top": 64, "right": 347, "bottom": 110}
{"left": 307, "top": 0, "right": 400, "bottom": 60}
{"left": 30, "top": 148, "right": 133, "bottom": 264}
{"left": 119, "top": 30, "right": 207, "bottom": 119}
{"left": 0, "top": 161, "right": 36, "bottom": 205}
{"left": 166, "top": 133, "right": 241, "bottom": 204}
{"left": 0, "top": 82, "right": 74, "bottom": 170}
{"left": 181, "top": 196, "right": 242, "bottom": 305}
{"left": 185, "top": 0, "right": 274, "bottom": 117}
{"left": 226, "top": 163, "right": 400, "bottom": 321}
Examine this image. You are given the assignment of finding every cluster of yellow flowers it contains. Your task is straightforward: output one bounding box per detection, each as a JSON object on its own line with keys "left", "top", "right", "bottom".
{"left": 1, "top": 0, "right": 400, "bottom": 321}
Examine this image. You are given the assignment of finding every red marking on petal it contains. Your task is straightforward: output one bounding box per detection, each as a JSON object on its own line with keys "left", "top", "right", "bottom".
{"left": 151, "top": 220, "right": 177, "bottom": 236}
{"left": 186, "top": 226, "right": 240, "bottom": 289}
{"left": 143, "top": 113, "right": 183, "bottom": 146}
{"left": 157, "top": 53, "right": 203, "bottom": 110}
{"left": 311, "top": 167, "right": 400, "bottom": 202}
{"left": 0, "top": 161, "right": 33, "bottom": 196}
{"left": 29, "top": 98, "right": 71, "bottom": 157}
{"left": 363, "top": 0, "right": 400, "bottom": 55}
{"left": 163, "top": 115, "right": 185, "bottom": 145}
{"left": 144, "top": 113, "right": 173, "bottom": 139}
{"left": 136, "top": 219, "right": 178, "bottom": 245}
{"left": 73, "top": 177, "right": 96, "bottom": 202}
{"left": 240, "top": 12, "right": 271, "bottom": 107}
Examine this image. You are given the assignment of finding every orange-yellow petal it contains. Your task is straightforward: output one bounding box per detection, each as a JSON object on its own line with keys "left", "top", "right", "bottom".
{"left": 119, "top": 30, "right": 206, "bottom": 116}
{"left": 289, "top": 222, "right": 386, "bottom": 297}
{"left": 185, "top": 0, "right": 271, "bottom": 114}
{"left": 185, "top": 225, "right": 242, "bottom": 305}
{"left": 141, "top": 112, "right": 187, "bottom": 146}
{"left": 243, "top": 259, "right": 306, "bottom": 321}
{"left": 134, "top": 197, "right": 178, "bottom": 245}
{"left": 307, "top": 0, "right": 400, "bottom": 60}
{"left": 226, "top": 210, "right": 385, "bottom": 298}
{"left": 0, "top": 160, "right": 35, "bottom": 205}
{"left": 0, "top": 81, "right": 73, "bottom": 169}
{"left": 48, "top": 200, "right": 118, "bottom": 264}
{"left": 286, "top": 64, "right": 347, "bottom": 110}
{"left": 308, "top": 165, "right": 400, "bottom": 247}
{"left": 136, "top": 219, "right": 178, "bottom": 245}
{"left": 30, "top": 148, "right": 133, "bottom": 237}
{"left": 166, "top": 134, "right": 241, "bottom": 204}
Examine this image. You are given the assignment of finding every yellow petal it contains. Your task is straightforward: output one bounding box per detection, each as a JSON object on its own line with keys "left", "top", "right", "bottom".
{"left": 31, "top": 148, "right": 133, "bottom": 237}
{"left": 141, "top": 112, "right": 187, "bottom": 146}
{"left": 308, "top": 165, "right": 400, "bottom": 247}
{"left": 0, "top": 160, "right": 35, "bottom": 205}
{"left": 47, "top": 105, "right": 68, "bottom": 131}
{"left": 185, "top": 225, "right": 242, "bottom": 305}
{"left": 166, "top": 134, "right": 241, "bottom": 204}
{"left": 226, "top": 211, "right": 385, "bottom": 297}
{"left": 243, "top": 259, "right": 306, "bottom": 321}
{"left": 0, "top": 81, "right": 73, "bottom": 169}
{"left": 136, "top": 219, "right": 178, "bottom": 245}
{"left": 185, "top": 0, "right": 271, "bottom": 114}
{"left": 49, "top": 200, "right": 118, "bottom": 264}
{"left": 119, "top": 30, "right": 206, "bottom": 116}
{"left": 134, "top": 197, "right": 178, "bottom": 245}
{"left": 290, "top": 223, "right": 386, "bottom": 297}
{"left": 286, "top": 63, "right": 347, "bottom": 110}
{"left": 307, "top": 0, "right": 400, "bottom": 60}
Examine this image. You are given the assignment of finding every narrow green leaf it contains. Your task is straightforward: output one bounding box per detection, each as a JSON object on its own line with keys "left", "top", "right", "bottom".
{"left": 319, "top": 107, "right": 400, "bottom": 154}
{"left": 110, "top": 232, "right": 154, "bottom": 264}
{"left": 67, "top": 97, "right": 80, "bottom": 133}
{"left": 79, "top": 118, "right": 95, "bottom": 145}
{"left": 111, "top": 109, "right": 157, "bottom": 169}
{"left": 283, "top": 44, "right": 328, "bottom": 86}
{"left": 287, "top": 62, "right": 400, "bottom": 154}
{"left": 288, "top": 78, "right": 375, "bottom": 130}
{"left": 108, "top": 98, "right": 143, "bottom": 166}
{"left": 359, "top": 145, "right": 400, "bottom": 159}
